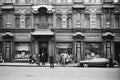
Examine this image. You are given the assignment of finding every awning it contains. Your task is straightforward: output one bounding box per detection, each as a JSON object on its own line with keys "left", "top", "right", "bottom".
{"left": 31, "top": 29, "right": 54, "bottom": 36}
{"left": 102, "top": 32, "right": 115, "bottom": 37}
{"left": 32, "top": 5, "right": 53, "bottom": 13}
{"left": 2, "top": 32, "right": 14, "bottom": 37}
{"left": 1, "top": 6, "right": 14, "bottom": 9}
{"left": 73, "top": 32, "right": 85, "bottom": 37}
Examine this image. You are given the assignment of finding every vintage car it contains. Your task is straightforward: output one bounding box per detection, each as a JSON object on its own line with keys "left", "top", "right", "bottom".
{"left": 79, "top": 57, "right": 109, "bottom": 67}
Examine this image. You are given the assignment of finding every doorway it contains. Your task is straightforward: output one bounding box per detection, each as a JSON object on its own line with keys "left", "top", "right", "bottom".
{"left": 115, "top": 42, "right": 120, "bottom": 61}
{"left": 4, "top": 42, "right": 11, "bottom": 62}
{"left": 39, "top": 41, "right": 48, "bottom": 62}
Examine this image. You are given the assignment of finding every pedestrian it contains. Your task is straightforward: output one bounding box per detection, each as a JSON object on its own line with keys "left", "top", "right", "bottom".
{"left": 29, "top": 54, "right": 32, "bottom": 64}
{"left": 50, "top": 56, "right": 54, "bottom": 68}
{"left": 109, "top": 57, "right": 114, "bottom": 67}
{"left": 41, "top": 53, "right": 45, "bottom": 66}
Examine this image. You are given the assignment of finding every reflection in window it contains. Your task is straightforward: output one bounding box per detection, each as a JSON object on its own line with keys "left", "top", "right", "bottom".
{"left": 85, "top": 43, "right": 102, "bottom": 58}
{"left": 15, "top": 43, "right": 30, "bottom": 59}
{"left": 56, "top": 43, "right": 72, "bottom": 55}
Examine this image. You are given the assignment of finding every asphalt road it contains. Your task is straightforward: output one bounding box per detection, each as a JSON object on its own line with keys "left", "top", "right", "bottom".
{"left": 0, "top": 66, "right": 119, "bottom": 80}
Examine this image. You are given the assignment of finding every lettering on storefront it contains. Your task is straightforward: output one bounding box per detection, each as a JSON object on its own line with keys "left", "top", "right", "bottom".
{"left": 15, "top": 33, "right": 31, "bottom": 41}
{"left": 85, "top": 33, "right": 102, "bottom": 41}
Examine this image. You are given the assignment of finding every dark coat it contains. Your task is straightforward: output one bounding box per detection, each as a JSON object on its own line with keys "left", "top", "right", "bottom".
{"left": 50, "top": 56, "right": 54, "bottom": 63}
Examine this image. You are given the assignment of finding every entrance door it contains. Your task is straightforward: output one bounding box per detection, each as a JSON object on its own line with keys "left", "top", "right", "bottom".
{"left": 115, "top": 42, "right": 120, "bottom": 61}
{"left": 4, "top": 42, "right": 11, "bottom": 62}
{"left": 39, "top": 41, "right": 48, "bottom": 62}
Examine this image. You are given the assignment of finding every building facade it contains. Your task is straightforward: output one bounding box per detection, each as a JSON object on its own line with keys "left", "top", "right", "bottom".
{"left": 0, "top": 0, "right": 120, "bottom": 62}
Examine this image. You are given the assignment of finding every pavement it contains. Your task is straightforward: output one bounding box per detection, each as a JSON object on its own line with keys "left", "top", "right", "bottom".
{"left": 0, "top": 62, "right": 78, "bottom": 67}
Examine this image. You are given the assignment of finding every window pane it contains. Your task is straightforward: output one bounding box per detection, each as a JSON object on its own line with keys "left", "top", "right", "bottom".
{"left": 56, "top": 0, "right": 61, "bottom": 3}
{"left": 96, "top": 0, "right": 101, "bottom": 3}
{"left": 85, "top": 0, "right": 90, "bottom": 3}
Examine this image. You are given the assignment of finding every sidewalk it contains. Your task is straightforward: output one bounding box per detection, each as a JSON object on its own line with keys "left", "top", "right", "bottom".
{"left": 0, "top": 62, "right": 77, "bottom": 67}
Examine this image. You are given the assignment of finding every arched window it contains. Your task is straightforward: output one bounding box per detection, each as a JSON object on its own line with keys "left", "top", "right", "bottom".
{"left": 67, "top": 17, "right": 73, "bottom": 28}
{"left": 15, "top": 16, "right": 20, "bottom": 28}
{"left": 25, "top": 16, "right": 31, "bottom": 28}
{"left": 56, "top": 17, "right": 62, "bottom": 28}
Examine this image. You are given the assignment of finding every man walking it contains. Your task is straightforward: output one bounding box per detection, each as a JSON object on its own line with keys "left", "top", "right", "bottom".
{"left": 50, "top": 56, "right": 54, "bottom": 68}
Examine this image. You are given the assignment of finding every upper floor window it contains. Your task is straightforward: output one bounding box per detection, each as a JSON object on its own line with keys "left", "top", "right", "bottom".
{"left": 67, "top": 14, "right": 73, "bottom": 28}
{"left": 15, "top": 0, "right": 31, "bottom": 4}
{"left": 15, "top": 15, "right": 20, "bottom": 28}
{"left": 56, "top": 0, "right": 72, "bottom": 4}
{"left": 84, "top": 0, "right": 101, "bottom": 3}
{"left": 0, "top": 16, "right": 3, "bottom": 28}
{"left": 25, "top": 15, "right": 31, "bottom": 28}
{"left": 34, "top": 0, "right": 50, "bottom": 4}
{"left": 114, "top": 0, "right": 119, "bottom": 3}
{"left": 0, "top": 0, "right": 3, "bottom": 3}
{"left": 115, "top": 14, "right": 120, "bottom": 29}
{"left": 56, "top": 14, "right": 62, "bottom": 28}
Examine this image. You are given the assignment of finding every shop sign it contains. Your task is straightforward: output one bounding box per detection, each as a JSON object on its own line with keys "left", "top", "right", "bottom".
{"left": 85, "top": 33, "right": 102, "bottom": 41}
{"left": 15, "top": 33, "right": 31, "bottom": 41}
{"left": 55, "top": 33, "right": 73, "bottom": 41}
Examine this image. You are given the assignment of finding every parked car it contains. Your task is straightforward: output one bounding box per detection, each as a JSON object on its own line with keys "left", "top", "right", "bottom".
{"left": 78, "top": 57, "right": 109, "bottom": 67}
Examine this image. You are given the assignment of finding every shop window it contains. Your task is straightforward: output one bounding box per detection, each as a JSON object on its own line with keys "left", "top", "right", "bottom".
{"left": 56, "top": 43, "right": 73, "bottom": 63}
{"left": 15, "top": 43, "right": 30, "bottom": 59}
{"left": 85, "top": 43, "right": 102, "bottom": 58}
{"left": 56, "top": 43, "right": 72, "bottom": 55}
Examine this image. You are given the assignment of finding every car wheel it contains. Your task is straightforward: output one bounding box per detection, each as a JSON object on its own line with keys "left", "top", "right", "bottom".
{"left": 83, "top": 64, "right": 88, "bottom": 67}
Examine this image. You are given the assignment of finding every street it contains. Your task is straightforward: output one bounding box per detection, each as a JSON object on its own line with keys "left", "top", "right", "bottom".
{"left": 0, "top": 66, "right": 119, "bottom": 80}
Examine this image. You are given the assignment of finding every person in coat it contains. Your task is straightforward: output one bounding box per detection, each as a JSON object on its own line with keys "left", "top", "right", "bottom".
{"left": 50, "top": 56, "right": 54, "bottom": 68}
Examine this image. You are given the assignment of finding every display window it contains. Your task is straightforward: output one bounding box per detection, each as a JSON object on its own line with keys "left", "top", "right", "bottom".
{"left": 85, "top": 43, "right": 102, "bottom": 58}
{"left": 15, "top": 43, "right": 30, "bottom": 59}
{"left": 56, "top": 43, "right": 73, "bottom": 64}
